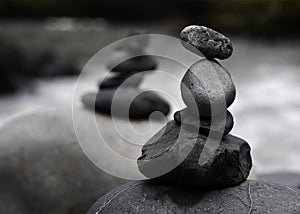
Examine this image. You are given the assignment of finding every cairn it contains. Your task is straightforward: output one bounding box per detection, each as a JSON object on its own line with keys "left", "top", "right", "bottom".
{"left": 137, "top": 25, "right": 252, "bottom": 188}
{"left": 82, "top": 30, "right": 170, "bottom": 119}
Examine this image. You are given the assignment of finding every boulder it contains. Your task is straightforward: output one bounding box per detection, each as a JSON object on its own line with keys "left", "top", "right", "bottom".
{"left": 0, "top": 108, "right": 127, "bottom": 213}
{"left": 138, "top": 120, "right": 252, "bottom": 188}
{"left": 88, "top": 180, "right": 300, "bottom": 214}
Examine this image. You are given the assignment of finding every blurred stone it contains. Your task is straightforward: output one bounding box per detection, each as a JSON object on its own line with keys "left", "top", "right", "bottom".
{"left": 107, "top": 51, "right": 157, "bottom": 73}
{"left": 0, "top": 108, "right": 126, "bottom": 213}
{"left": 99, "top": 72, "right": 144, "bottom": 89}
{"left": 117, "top": 30, "right": 150, "bottom": 52}
{"left": 180, "top": 25, "right": 233, "bottom": 59}
{"left": 82, "top": 89, "right": 170, "bottom": 119}
{"left": 174, "top": 108, "right": 233, "bottom": 136}
{"left": 88, "top": 180, "right": 300, "bottom": 214}
{"left": 138, "top": 120, "right": 252, "bottom": 188}
{"left": 181, "top": 59, "right": 236, "bottom": 117}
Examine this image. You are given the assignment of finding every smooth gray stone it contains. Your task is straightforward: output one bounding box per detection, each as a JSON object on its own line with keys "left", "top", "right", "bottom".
{"left": 180, "top": 25, "right": 233, "bottom": 59}
{"left": 82, "top": 89, "right": 170, "bottom": 119}
{"left": 0, "top": 109, "right": 126, "bottom": 213}
{"left": 181, "top": 59, "right": 236, "bottom": 117}
{"left": 137, "top": 120, "right": 252, "bottom": 188}
{"left": 174, "top": 108, "right": 233, "bottom": 136}
{"left": 88, "top": 180, "right": 300, "bottom": 214}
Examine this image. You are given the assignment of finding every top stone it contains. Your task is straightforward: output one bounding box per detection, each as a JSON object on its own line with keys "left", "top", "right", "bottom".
{"left": 180, "top": 25, "right": 233, "bottom": 60}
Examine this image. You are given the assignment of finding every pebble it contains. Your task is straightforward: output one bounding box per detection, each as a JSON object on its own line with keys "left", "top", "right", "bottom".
{"left": 180, "top": 25, "right": 233, "bottom": 59}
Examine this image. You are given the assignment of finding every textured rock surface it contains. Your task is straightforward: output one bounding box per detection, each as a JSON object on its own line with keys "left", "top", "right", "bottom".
{"left": 181, "top": 59, "right": 236, "bottom": 117}
{"left": 138, "top": 120, "right": 252, "bottom": 188}
{"left": 82, "top": 89, "right": 170, "bottom": 119}
{"left": 88, "top": 180, "right": 300, "bottom": 214}
{"left": 180, "top": 25, "right": 233, "bottom": 59}
{"left": 0, "top": 108, "right": 127, "bottom": 213}
{"left": 174, "top": 108, "right": 233, "bottom": 136}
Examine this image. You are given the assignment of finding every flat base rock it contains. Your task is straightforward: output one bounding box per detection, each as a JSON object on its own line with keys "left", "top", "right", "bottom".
{"left": 138, "top": 120, "right": 252, "bottom": 188}
{"left": 82, "top": 89, "right": 170, "bottom": 119}
{"left": 88, "top": 180, "right": 300, "bottom": 214}
{"left": 174, "top": 108, "right": 233, "bottom": 136}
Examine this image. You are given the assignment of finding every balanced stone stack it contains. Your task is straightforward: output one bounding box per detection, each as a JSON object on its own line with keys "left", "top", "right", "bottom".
{"left": 82, "top": 30, "right": 170, "bottom": 119}
{"left": 88, "top": 26, "right": 300, "bottom": 213}
{"left": 99, "top": 30, "right": 157, "bottom": 89}
{"left": 137, "top": 25, "right": 252, "bottom": 188}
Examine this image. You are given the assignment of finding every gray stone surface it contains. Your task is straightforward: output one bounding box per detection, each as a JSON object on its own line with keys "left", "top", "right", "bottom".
{"left": 180, "top": 25, "right": 233, "bottom": 59}
{"left": 138, "top": 120, "right": 252, "bottom": 188}
{"left": 0, "top": 108, "right": 127, "bottom": 213}
{"left": 107, "top": 51, "right": 157, "bottom": 73}
{"left": 181, "top": 59, "right": 236, "bottom": 117}
{"left": 99, "top": 72, "right": 144, "bottom": 89}
{"left": 174, "top": 108, "right": 233, "bottom": 136}
{"left": 82, "top": 89, "right": 170, "bottom": 119}
{"left": 88, "top": 180, "right": 300, "bottom": 214}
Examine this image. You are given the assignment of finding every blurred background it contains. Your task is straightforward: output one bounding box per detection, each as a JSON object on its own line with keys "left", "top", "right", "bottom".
{"left": 1, "top": 0, "right": 300, "bottom": 213}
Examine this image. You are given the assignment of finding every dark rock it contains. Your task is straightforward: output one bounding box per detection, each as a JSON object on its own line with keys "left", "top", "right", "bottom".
{"left": 181, "top": 59, "right": 236, "bottom": 117}
{"left": 174, "top": 108, "right": 233, "bottom": 136}
{"left": 99, "top": 72, "right": 144, "bottom": 89}
{"left": 138, "top": 120, "right": 252, "bottom": 188}
{"left": 0, "top": 108, "right": 126, "bottom": 213}
{"left": 0, "top": 38, "right": 25, "bottom": 93}
{"left": 180, "top": 25, "right": 233, "bottom": 59}
{"left": 82, "top": 89, "right": 170, "bottom": 119}
{"left": 88, "top": 180, "right": 300, "bottom": 214}
{"left": 107, "top": 52, "right": 157, "bottom": 73}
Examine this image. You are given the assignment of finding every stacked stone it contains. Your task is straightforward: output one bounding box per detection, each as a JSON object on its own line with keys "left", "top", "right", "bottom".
{"left": 82, "top": 30, "right": 170, "bottom": 119}
{"left": 87, "top": 26, "right": 300, "bottom": 214}
{"left": 99, "top": 30, "right": 157, "bottom": 89}
{"left": 137, "top": 25, "right": 252, "bottom": 188}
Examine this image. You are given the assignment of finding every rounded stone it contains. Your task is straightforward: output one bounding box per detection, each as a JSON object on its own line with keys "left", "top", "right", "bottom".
{"left": 137, "top": 120, "right": 252, "bottom": 188}
{"left": 99, "top": 72, "right": 144, "bottom": 89}
{"left": 181, "top": 59, "right": 236, "bottom": 117}
{"left": 0, "top": 108, "right": 126, "bottom": 213}
{"left": 180, "top": 25, "right": 233, "bottom": 59}
{"left": 174, "top": 108, "right": 233, "bottom": 136}
{"left": 88, "top": 180, "right": 300, "bottom": 214}
{"left": 107, "top": 51, "right": 157, "bottom": 73}
{"left": 82, "top": 89, "right": 170, "bottom": 119}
